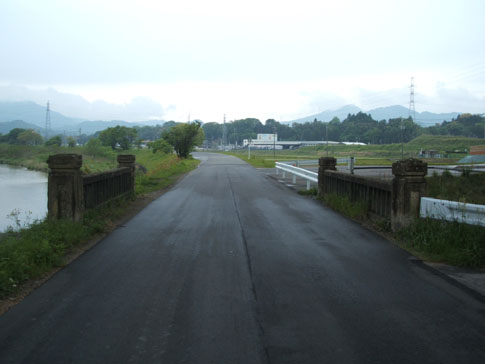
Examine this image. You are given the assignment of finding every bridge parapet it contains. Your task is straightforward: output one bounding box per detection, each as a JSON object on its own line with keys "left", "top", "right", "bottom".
{"left": 317, "top": 157, "right": 427, "bottom": 231}
{"left": 47, "top": 153, "right": 136, "bottom": 221}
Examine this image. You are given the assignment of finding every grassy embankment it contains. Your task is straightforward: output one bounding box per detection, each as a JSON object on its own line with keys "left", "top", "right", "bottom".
{"left": 0, "top": 144, "right": 199, "bottom": 298}
{"left": 226, "top": 135, "right": 485, "bottom": 268}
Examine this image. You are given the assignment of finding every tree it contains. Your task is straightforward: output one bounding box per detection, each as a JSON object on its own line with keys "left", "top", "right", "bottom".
{"left": 45, "top": 135, "right": 62, "bottom": 147}
{"left": 17, "top": 129, "right": 43, "bottom": 145}
{"left": 3, "top": 128, "right": 27, "bottom": 144}
{"left": 67, "top": 136, "right": 76, "bottom": 148}
{"left": 148, "top": 138, "right": 173, "bottom": 154}
{"left": 84, "top": 138, "right": 103, "bottom": 155}
{"left": 163, "top": 122, "right": 204, "bottom": 158}
{"left": 99, "top": 126, "right": 138, "bottom": 150}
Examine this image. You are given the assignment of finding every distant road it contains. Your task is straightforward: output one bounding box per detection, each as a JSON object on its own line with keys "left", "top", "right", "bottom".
{"left": 1, "top": 152, "right": 484, "bottom": 363}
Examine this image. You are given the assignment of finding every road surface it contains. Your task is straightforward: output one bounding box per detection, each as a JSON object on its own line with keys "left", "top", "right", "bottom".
{"left": 1, "top": 152, "right": 484, "bottom": 363}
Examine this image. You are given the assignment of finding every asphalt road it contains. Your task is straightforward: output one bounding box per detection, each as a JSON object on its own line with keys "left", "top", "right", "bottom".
{"left": 1, "top": 152, "right": 484, "bottom": 363}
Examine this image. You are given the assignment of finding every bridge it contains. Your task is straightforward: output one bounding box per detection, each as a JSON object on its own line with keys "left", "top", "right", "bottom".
{"left": 0, "top": 152, "right": 484, "bottom": 363}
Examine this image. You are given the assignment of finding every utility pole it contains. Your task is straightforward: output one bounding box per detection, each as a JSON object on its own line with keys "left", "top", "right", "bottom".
{"left": 222, "top": 114, "right": 227, "bottom": 150}
{"left": 273, "top": 127, "right": 277, "bottom": 161}
{"left": 326, "top": 122, "right": 329, "bottom": 157}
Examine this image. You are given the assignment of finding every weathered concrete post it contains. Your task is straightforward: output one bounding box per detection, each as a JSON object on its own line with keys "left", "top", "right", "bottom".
{"left": 47, "top": 154, "right": 84, "bottom": 221}
{"left": 391, "top": 158, "right": 427, "bottom": 231}
{"left": 318, "top": 157, "right": 337, "bottom": 197}
{"left": 117, "top": 154, "right": 136, "bottom": 195}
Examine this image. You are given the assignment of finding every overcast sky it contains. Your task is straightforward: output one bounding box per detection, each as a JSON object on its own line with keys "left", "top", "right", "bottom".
{"left": 1, "top": 0, "right": 484, "bottom": 122}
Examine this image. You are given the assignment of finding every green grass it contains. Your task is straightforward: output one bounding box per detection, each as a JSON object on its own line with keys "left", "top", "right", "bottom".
{"left": 320, "top": 194, "right": 368, "bottom": 220}
{"left": 223, "top": 152, "right": 276, "bottom": 168}
{"left": 398, "top": 218, "right": 485, "bottom": 268}
{"left": 407, "top": 135, "right": 484, "bottom": 151}
{"left": 426, "top": 171, "right": 485, "bottom": 205}
{"left": 0, "top": 198, "right": 131, "bottom": 297}
{"left": 134, "top": 153, "right": 199, "bottom": 195}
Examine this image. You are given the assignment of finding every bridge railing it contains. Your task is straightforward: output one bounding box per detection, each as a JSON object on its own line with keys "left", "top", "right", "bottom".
{"left": 83, "top": 167, "right": 133, "bottom": 209}
{"left": 47, "top": 154, "right": 135, "bottom": 222}
{"left": 322, "top": 170, "right": 392, "bottom": 218}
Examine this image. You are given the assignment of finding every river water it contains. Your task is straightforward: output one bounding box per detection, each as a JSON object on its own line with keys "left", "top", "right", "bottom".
{"left": 0, "top": 164, "right": 48, "bottom": 232}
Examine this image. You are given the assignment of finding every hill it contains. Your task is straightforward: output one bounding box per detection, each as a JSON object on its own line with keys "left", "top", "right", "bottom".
{"left": 291, "top": 105, "right": 362, "bottom": 123}
{"left": 290, "top": 104, "right": 460, "bottom": 126}
{"left": 406, "top": 135, "right": 483, "bottom": 151}
{"left": 0, "top": 101, "right": 83, "bottom": 130}
{"left": 0, "top": 120, "right": 43, "bottom": 134}
{"left": 0, "top": 101, "right": 168, "bottom": 135}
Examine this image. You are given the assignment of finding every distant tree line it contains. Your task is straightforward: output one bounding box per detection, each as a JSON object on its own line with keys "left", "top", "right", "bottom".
{"left": 0, "top": 121, "right": 204, "bottom": 159}
{"left": 202, "top": 113, "right": 485, "bottom": 146}
{"left": 1, "top": 113, "right": 482, "bottom": 151}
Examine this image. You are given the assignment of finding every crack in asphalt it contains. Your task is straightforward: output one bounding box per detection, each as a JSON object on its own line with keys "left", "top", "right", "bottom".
{"left": 226, "top": 170, "right": 272, "bottom": 364}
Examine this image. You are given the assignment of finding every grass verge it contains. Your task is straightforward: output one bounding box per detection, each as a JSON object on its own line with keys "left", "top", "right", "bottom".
{"left": 0, "top": 198, "right": 130, "bottom": 298}
{"left": 398, "top": 218, "right": 485, "bottom": 268}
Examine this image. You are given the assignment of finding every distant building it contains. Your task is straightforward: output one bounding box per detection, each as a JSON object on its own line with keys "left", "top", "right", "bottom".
{"left": 256, "top": 133, "right": 278, "bottom": 142}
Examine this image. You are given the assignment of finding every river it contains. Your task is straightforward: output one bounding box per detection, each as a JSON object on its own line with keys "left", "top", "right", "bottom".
{"left": 0, "top": 164, "right": 48, "bottom": 232}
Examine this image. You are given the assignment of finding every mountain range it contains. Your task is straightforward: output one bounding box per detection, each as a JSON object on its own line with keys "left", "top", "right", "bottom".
{"left": 290, "top": 104, "right": 460, "bottom": 126}
{"left": 0, "top": 101, "right": 166, "bottom": 135}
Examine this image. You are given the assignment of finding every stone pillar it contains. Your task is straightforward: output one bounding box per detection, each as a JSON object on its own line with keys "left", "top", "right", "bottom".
{"left": 391, "top": 158, "right": 427, "bottom": 231}
{"left": 47, "top": 154, "right": 84, "bottom": 222}
{"left": 318, "top": 157, "right": 337, "bottom": 197}
{"left": 117, "top": 154, "right": 136, "bottom": 194}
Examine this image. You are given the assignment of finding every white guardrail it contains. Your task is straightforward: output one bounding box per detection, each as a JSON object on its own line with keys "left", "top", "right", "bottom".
{"left": 420, "top": 197, "right": 485, "bottom": 227}
{"left": 275, "top": 162, "right": 318, "bottom": 190}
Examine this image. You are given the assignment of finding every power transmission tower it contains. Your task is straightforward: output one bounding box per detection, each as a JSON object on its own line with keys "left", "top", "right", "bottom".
{"left": 408, "top": 77, "right": 416, "bottom": 121}
{"left": 44, "top": 101, "right": 51, "bottom": 140}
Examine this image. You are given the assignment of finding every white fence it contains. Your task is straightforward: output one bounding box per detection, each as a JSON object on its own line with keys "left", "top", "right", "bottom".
{"left": 420, "top": 197, "right": 485, "bottom": 227}
{"left": 275, "top": 162, "right": 318, "bottom": 190}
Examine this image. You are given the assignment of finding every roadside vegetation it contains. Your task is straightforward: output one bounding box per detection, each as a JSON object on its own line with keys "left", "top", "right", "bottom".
{"left": 0, "top": 199, "right": 130, "bottom": 298}
{"left": 398, "top": 218, "right": 485, "bottom": 268}
{"left": 0, "top": 126, "right": 203, "bottom": 299}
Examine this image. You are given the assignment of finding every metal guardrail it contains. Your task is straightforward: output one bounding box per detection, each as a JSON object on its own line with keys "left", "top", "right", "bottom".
{"left": 420, "top": 197, "right": 485, "bottom": 227}
{"left": 275, "top": 162, "right": 318, "bottom": 190}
